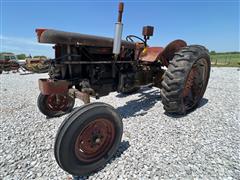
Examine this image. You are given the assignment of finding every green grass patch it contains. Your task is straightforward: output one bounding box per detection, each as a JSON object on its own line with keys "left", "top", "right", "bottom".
{"left": 210, "top": 53, "right": 240, "bottom": 67}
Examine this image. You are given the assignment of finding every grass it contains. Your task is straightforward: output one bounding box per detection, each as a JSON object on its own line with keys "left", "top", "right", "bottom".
{"left": 210, "top": 53, "right": 240, "bottom": 67}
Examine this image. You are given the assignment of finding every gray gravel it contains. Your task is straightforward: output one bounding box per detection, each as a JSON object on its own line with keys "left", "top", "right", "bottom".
{"left": 0, "top": 67, "right": 239, "bottom": 179}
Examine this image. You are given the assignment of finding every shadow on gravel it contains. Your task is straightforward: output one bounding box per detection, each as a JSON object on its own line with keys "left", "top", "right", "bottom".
{"left": 109, "top": 140, "right": 130, "bottom": 161}
{"left": 164, "top": 98, "right": 209, "bottom": 118}
{"left": 76, "top": 140, "right": 130, "bottom": 180}
{"left": 116, "top": 87, "right": 161, "bottom": 118}
{"left": 198, "top": 98, "right": 208, "bottom": 108}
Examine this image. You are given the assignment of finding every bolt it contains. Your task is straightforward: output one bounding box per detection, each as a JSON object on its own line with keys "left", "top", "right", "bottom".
{"left": 95, "top": 138, "right": 101, "bottom": 143}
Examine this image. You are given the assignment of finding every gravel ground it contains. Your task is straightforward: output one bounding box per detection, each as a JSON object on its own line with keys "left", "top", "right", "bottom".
{"left": 0, "top": 67, "right": 239, "bottom": 179}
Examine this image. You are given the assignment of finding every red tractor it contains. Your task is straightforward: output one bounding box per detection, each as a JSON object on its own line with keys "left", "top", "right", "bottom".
{"left": 36, "top": 3, "right": 210, "bottom": 176}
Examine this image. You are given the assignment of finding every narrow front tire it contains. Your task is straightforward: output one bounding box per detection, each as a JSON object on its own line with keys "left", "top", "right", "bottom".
{"left": 37, "top": 93, "right": 75, "bottom": 117}
{"left": 54, "top": 102, "right": 123, "bottom": 176}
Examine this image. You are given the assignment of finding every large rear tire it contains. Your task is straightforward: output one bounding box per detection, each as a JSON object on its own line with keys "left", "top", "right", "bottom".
{"left": 54, "top": 102, "right": 123, "bottom": 176}
{"left": 161, "top": 45, "right": 211, "bottom": 114}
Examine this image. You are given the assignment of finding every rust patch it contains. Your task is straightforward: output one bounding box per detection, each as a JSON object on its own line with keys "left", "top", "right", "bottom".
{"left": 75, "top": 91, "right": 90, "bottom": 104}
{"left": 74, "top": 118, "right": 115, "bottom": 163}
{"left": 159, "top": 39, "right": 187, "bottom": 66}
{"left": 183, "top": 68, "right": 196, "bottom": 97}
{"left": 35, "top": 28, "right": 47, "bottom": 42}
{"left": 38, "top": 79, "right": 69, "bottom": 95}
{"left": 139, "top": 47, "right": 164, "bottom": 62}
{"left": 46, "top": 94, "right": 70, "bottom": 111}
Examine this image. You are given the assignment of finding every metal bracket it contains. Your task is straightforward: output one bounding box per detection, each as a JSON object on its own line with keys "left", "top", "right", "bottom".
{"left": 68, "top": 89, "right": 90, "bottom": 104}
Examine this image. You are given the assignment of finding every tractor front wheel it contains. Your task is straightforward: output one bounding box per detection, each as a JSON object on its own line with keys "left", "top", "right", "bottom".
{"left": 161, "top": 45, "right": 211, "bottom": 114}
{"left": 54, "top": 102, "right": 123, "bottom": 176}
{"left": 37, "top": 93, "right": 75, "bottom": 117}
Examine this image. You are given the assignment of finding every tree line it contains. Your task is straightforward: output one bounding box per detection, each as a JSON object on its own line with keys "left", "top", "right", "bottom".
{"left": 0, "top": 52, "right": 47, "bottom": 60}
{"left": 16, "top": 54, "right": 47, "bottom": 60}
{"left": 210, "top": 51, "right": 240, "bottom": 55}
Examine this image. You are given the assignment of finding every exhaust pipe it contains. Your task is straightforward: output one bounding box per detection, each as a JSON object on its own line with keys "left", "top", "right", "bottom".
{"left": 113, "top": 2, "right": 124, "bottom": 55}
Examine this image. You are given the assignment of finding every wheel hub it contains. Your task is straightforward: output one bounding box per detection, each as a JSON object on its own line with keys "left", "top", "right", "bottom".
{"left": 183, "top": 67, "right": 196, "bottom": 97}
{"left": 182, "top": 58, "right": 208, "bottom": 109}
{"left": 47, "top": 94, "right": 69, "bottom": 111}
{"left": 74, "top": 118, "right": 115, "bottom": 163}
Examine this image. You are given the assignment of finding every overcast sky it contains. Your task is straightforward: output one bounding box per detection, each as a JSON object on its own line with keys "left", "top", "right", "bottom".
{"left": 0, "top": 0, "right": 239, "bottom": 58}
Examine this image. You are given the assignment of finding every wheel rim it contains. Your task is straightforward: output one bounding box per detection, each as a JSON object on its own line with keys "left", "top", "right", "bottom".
{"left": 46, "top": 94, "right": 71, "bottom": 111}
{"left": 183, "top": 58, "right": 209, "bottom": 110}
{"left": 74, "top": 118, "right": 115, "bottom": 163}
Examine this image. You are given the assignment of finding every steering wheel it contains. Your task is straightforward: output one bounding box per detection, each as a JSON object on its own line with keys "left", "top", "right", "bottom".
{"left": 126, "top": 35, "right": 145, "bottom": 44}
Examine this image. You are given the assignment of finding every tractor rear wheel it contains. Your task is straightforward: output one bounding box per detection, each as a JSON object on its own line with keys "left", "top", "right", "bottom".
{"left": 161, "top": 45, "right": 211, "bottom": 114}
{"left": 54, "top": 102, "right": 123, "bottom": 176}
{"left": 37, "top": 93, "right": 75, "bottom": 117}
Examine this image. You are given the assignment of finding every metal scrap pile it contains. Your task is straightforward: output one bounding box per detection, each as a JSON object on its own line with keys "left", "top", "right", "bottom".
{"left": 21, "top": 57, "right": 50, "bottom": 73}
{"left": 0, "top": 53, "right": 50, "bottom": 74}
{"left": 0, "top": 53, "right": 20, "bottom": 74}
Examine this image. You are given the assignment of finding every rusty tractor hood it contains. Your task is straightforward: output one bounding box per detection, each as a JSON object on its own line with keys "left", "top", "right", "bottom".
{"left": 36, "top": 28, "right": 135, "bottom": 49}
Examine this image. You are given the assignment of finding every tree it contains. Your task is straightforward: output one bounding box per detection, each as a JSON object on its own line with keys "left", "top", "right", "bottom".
{"left": 17, "top": 54, "right": 26, "bottom": 59}
{"left": 210, "top": 51, "right": 216, "bottom": 55}
{"left": 33, "top": 55, "right": 47, "bottom": 59}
